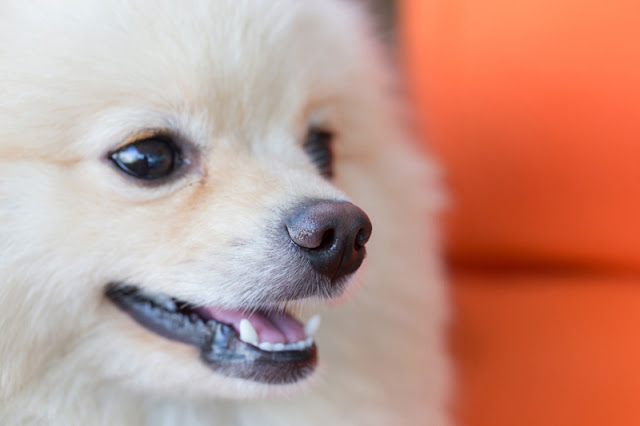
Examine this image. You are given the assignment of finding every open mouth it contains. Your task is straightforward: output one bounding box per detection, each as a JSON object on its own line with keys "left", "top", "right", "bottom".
{"left": 105, "top": 285, "right": 319, "bottom": 384}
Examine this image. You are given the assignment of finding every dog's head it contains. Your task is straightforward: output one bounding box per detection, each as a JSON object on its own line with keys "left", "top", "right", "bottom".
{"left": 0, "top": 0, "right": 396, "bottom": 400}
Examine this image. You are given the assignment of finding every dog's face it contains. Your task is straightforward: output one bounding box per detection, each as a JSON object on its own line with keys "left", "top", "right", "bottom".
{"left": 0, "top": 1, "right": 391, "bottom": 400}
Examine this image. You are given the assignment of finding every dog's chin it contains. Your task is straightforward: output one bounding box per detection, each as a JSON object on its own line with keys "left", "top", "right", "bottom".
{"left": 105, "top": 285, "right": 320, "bottom": 386}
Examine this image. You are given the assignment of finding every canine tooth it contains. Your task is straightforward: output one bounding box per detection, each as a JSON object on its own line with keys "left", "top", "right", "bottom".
{"left": 239, "top": 319, "right": 258, "bottom": 345}
{"left": 304, "top": 337, "right": 313, "bottom": 348}
{"left": 259, "top": 342, "right": 273, "bottom": 351}
{"left": 273, "top": 343, "right": 285, "bottom": 351}
{"left": 304, "top": 315, "right": 321, "bottom": 337}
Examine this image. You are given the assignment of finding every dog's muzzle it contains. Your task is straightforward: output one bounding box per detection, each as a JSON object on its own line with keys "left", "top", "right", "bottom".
{"left": 105, "top": 198, "right": 372, "bottom": 384}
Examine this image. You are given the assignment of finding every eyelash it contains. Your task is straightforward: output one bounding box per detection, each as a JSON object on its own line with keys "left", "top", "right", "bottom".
{"left": 304, "top": 128, "right": 334, "bottom": 179}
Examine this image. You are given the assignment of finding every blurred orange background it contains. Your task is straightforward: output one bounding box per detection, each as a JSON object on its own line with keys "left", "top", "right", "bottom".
{"left": 399, "top": 0, "right": 640, "bottom": 425}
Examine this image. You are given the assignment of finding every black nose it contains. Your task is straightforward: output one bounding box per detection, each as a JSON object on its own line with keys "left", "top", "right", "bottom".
{"left": 285, "top": 200, "right": 372, "bottom": 282}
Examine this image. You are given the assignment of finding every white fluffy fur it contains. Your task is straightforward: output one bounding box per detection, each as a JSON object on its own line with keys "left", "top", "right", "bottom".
{"left": 0, "top": 1, "right": 449, "bottom": 424}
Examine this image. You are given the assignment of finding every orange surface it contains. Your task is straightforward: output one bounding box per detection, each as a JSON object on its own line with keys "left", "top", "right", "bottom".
{"left": 451, "top": 273, "right": 640, "bottom": 426}
{"left": 399, "top": 1, "right": 640, "bottom": 425}
{"left": 400, "top": 0, "right": 640, "bottom": 272}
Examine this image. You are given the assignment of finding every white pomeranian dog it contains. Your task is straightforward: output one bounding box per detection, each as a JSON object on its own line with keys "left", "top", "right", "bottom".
{"left": 0, "top": 1, "right": 449, "bottom": 425}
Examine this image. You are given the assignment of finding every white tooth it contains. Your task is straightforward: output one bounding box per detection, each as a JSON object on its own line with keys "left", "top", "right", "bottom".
{"left": 294, "top": 341, "right": 306, "bottom": 350}
{"left": 273, "top": 343, "right": 285, "bottom": 351}
{"left": 304, "top": 337, "right": 313, "bottom": 348}
{"left": 283, "top": 343, "right": 295, "bottom": 350}
{"left": 304, "top": 315, "right": 321, "bottom": 337}
{"left": 239, "top": 319, "right": 258, "bottom": 345}
{"left": 259, "top": 342, "right": 273, "bottom": 351}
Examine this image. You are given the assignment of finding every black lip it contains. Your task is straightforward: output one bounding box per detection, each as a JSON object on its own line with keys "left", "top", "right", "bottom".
{"left": 105, "top": 284, "right": 317, "bottom": 384}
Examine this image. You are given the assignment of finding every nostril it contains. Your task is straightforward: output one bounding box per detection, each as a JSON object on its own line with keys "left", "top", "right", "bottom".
{"left": 354, "top": 228, "right": 367, "bottom": 250}
{"left": 286, "top": 223, "right": 337, "bottom": 251}
{"left": 354, "top": 219, "right": 372, "bottom": 249}
{"left": 318, "top": 228, "right": 336, "bottom": 251}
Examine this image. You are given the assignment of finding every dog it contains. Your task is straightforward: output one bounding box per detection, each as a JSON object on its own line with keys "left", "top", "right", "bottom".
{"left": 0, "top": 1, "right": 449, "bottom": 424}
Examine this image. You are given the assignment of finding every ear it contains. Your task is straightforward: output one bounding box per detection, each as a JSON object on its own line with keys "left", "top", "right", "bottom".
{"left": 362, "top": 0, "right": 396, "bottom": 43}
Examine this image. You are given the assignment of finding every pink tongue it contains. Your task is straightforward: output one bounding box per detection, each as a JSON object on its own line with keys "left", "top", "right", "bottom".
{"left": 196, "top": 307, "right": 306, "bottom": 344}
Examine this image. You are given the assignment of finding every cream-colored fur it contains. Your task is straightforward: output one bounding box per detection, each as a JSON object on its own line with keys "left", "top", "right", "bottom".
{"left": 0, "top": 1, "right": 449, "bottom": 425}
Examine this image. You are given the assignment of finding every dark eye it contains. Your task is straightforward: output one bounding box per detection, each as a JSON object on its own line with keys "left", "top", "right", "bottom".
{"left": 110, "top": 137, "right": 178, "bottom": 180}
{"left": 305, "top": 128, "right": 334, "bottom": 178}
